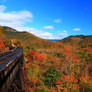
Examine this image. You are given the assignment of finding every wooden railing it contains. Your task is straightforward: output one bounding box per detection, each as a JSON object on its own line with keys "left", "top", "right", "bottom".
{"left": 0, "top": 48, "right": 24, "bottom": 92}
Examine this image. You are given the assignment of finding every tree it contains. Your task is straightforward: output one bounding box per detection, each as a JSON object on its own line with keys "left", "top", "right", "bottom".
{"left": 26, "top": 45, "right": 30, "bottom": 50}
{"left": 56, "top": 52, "right": 63, "bottom": 58}
{"left": 0, "top": 39, "right": 5, "bottom": 51}
{"left": 43, "top": 66, "right": 61, "bottom": 88}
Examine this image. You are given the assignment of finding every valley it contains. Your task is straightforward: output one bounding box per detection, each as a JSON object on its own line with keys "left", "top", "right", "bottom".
{"left": 0, "top": 26, "right": 92, "bottom": 92}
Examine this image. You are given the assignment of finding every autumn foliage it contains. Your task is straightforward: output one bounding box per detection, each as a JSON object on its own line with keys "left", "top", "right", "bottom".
{"left": 24, "top": 44, "right": 92, "bottom": 92}
{"left": 0, "top": 39, "right": 5, "bottom": 51}
{"left": 28, "top": 50, "right": 46, "bottom": 63}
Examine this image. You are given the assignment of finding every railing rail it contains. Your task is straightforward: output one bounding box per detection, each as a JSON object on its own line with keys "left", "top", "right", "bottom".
{"left": 0, "top": 52, "right": 15, "bottom": 61}
{"left": 0, "top": 48, "right": 23, "bottom": 92}
{"left": 0, "top": 48, "right": 17, "bottom": 57}
{"left": 0, "top": 48, "right": 22, "bottom": 72}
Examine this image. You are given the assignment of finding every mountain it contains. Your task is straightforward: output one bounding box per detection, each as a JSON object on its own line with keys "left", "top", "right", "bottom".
{"left": 0, "top": 26, "right": 63, "bottom": 49}
{"left": 3, "top": 26, "right": 17, "bottom": 32}
{"left": 79, "top": 36, "right": 92, "bottom": 48}
{"left": 1, "top": 26, "right": 92, "bottom": 49}
{"left": 59, "top": 35, "right": 92, "bottom": 47}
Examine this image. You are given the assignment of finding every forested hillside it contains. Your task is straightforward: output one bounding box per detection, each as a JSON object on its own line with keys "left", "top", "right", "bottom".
{"left": 1, "top": 26, "right": 63, "bottom": 49}
{"left": 0, "top": 26, "right": 92, "bottom": 92}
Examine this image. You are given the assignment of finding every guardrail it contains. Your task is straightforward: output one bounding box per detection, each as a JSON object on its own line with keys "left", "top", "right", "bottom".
{"left": 0, "top": 48, "right": 17, "bottom": 57}
{"left": 0, "top": 48, "right": 24, "bottom": 92}
{"left": 0, "top": 48, "right": 23, "bottom": 71}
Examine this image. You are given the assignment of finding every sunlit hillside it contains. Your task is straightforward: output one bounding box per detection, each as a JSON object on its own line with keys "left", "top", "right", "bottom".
{"left": 1, "top": 26, "right": 63, "bottom": 49}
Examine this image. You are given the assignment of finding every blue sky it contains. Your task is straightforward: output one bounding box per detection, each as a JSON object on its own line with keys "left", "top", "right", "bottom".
{"left": 0, "top": 0, "right": 92, "bottom": 39}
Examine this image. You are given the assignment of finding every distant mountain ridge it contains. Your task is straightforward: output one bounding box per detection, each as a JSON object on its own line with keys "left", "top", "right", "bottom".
{"left": 0, "top": 26, "right": 92, "bottom": 48}
{"left": 59, "top": 35, "right": 92, "bottom": 47}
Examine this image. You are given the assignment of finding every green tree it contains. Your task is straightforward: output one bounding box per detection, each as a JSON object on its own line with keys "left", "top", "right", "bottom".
{"left": 56, "top": 52, "right": 63, "bottom": 58}
{"left": 43, "top": 66, "right": 61, "bottom": 88}
{"left": 26, "top": 45, "right": 30, "bottom": 50}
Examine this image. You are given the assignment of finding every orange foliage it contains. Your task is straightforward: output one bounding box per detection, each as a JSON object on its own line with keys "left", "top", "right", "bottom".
{"left": 73, "top": 84, "right": 79, "bottom": 89}
{"left": 64, "top": 46, "right": 72, "bottom": 51}
{"left": 60, "top": 75, "right": 78, "bottom": 83}
{"left": 28, "top": 50, "right": 46, "bottom": 62}
{"left": 83, "top": 47, "right": 91, "bottom": 51}
{"left": 32, "top": 79, "right": 37, "bottom": 84}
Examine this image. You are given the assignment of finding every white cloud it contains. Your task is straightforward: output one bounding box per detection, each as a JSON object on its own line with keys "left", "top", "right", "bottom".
{"left": 16, "top": 27, "right": 68, "bottom": 39}
{"left": 57, "top": 30, "right": 68, "bottom": 37}
{"left": 63, "top": 30, "right": 67, "bottom": 33}
{"left": 43, "top": 26, "right": 54, "bottom": 30}
{"left": 54, "top": 19, "right": 61, "bottom": 23}
{"left": 0, "top": 5, "right": 33, "bottom": 28}
{"left": 39, "top": 30, "right": 68, "bottom": 39}
{"left": 0, "top": 5, "right": 68, "bottom": 39}
{"left": 72, "top": 28, "right": 80, "bottom": 31}
{"left": 59, "top": 32, "right": 68, "bottom": 37}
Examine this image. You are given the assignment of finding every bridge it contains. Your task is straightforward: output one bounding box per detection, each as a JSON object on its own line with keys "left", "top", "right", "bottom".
{"left": 0, "top": 48, "right": 24, "bottom": 92}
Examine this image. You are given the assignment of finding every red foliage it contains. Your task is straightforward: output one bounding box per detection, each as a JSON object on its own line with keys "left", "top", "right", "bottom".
{"left": 56, "top": 80, "right": 61, "bottom": 84}
{"left": 37, "top": 86, "right": 41, "bottom": 89}
{"left": 28, "top": 50, "right": 46, "bottom": 62}
{"left": 0, "top": 39, "right": 5, "bottom": 50}
{"left": 83, "top": 48, "right": 91, "bottom": 51}
{"left": 21, "top": 67, "right": 26, "bottom": 78}
{"left": 64, "top": 46, "right": 72, "bottom": 51}
{"left": 60, "top": 75, "right": 78, "bottom": 83}
{"left": 73, "top": 84, "right": 79, "bottom": 89}
{"left": 32, "top": 79, "right": 37, "bottom": 84}
{"left": 72, "top": 58, "right": 80, "bottom": 63}
{"left": 27, "top": 56, "right": 32, "bottom": 62}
